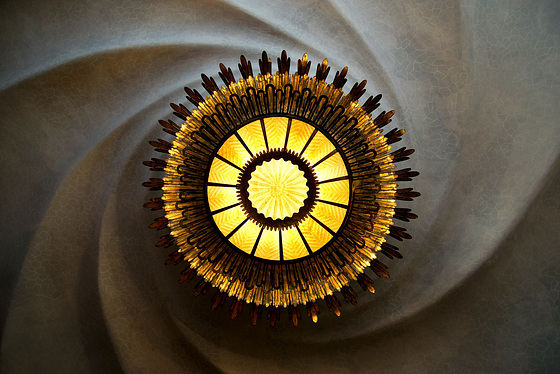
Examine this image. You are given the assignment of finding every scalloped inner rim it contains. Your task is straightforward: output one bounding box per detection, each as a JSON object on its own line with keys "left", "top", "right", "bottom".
{"left": 207, "top": 117, "right": 350, "bottom": 261}
{"left": 248, "top": 158, "right": 308, "bottom": 220}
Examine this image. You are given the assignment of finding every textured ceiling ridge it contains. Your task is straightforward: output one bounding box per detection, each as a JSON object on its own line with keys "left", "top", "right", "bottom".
{"left": 1, "top": 0, "right": 559, "bottom": 372}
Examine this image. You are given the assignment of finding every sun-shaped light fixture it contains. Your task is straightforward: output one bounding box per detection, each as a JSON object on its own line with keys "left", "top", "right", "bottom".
{"left": 143, "top": 51, "right": 420, "bottom": 326}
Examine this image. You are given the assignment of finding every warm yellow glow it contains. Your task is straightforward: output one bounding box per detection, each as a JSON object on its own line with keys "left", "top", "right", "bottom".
{"left": 207, "top": 186, "right": 239, "bottom": 212}
{"left": 248, "top": 159, "right": 308, "bottom": 220}
{"left": 313, "top": 152, "right": 347, "bottom": 182}
{"left": 254, "top": 228, "right": 280, "bottom": 261}
{"left": 312, "top": 202, "right": 346, "bottom": 232}
{"left": 264, "top": 117, "right": 289, "bottom": 149}
{"left": 228, "top": 220, "right": 262, "bottom": 254}
{"left": 282, "top": 227, "right": 309, "bottom": 260}
{"left": 213, "top": 205, "right": 246, "bottom": 237}
{"left": 217, "top": 135, "right": 251, "bottom": 168}
{"left": 301, "top": 131, "right": 336, "bottom": 165}
{"left": 206, "top": 115, "right": 351, "bottom": 263}
{"left": 298, "top": 216, "right": 332, "bottom": 252}
{"left": 207, "top": 158, "right": 240, "bottom": 185}
{"left": 237, "top": 120, "right": 266, "bottom": 155}
{"left": 286, "top": 119, "right": 314, "bottom": 153}
{"left": 319, "top": 180, "right": 350, "bottom": 206}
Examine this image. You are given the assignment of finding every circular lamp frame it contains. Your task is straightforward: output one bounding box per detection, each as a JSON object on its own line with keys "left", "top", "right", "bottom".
{"left": 143, "top": 51, "right": 420, "bottom": 325}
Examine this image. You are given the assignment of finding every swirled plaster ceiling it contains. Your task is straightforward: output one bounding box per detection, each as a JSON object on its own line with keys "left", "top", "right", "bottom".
{"left": 1, "top": 0, "right": 559, "bottom": 373}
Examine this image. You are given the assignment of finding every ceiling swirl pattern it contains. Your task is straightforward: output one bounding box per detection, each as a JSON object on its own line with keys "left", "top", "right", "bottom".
{"left": 1, "top": 0, "right": 559, "bottom": 373}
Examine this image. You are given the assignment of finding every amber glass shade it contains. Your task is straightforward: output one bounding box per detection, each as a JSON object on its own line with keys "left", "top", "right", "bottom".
{"left": 207, "top": 117, "right": 349, "bottom": 262}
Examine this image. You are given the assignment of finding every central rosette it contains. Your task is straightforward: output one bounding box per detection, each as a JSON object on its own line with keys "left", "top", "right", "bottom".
{"left": 237, "top": 149, "right": 319, "bottom": 230}
{"left": 247, "top": 158, "right": 308, "bottom": 220}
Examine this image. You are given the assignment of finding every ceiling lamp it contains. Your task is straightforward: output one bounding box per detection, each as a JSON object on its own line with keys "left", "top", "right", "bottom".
{"left": 143, "top": 51, "right": 420, "bottom": 326}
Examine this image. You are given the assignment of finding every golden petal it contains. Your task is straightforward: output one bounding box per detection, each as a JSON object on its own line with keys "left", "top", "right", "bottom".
{"left": 229, "top": 220, "right": 262, "bottom": 254}
{"left": 207, "top": 158, "right": 241, "bottom": 185}
{"left": 207, "top": 186, "right": 239, "bottom": 212}
{"left": 298, "top": 216, "right": 332, "bottom": 252}
{"left": 313, "top": 152, "right": 347, "bottom": 182}
{"left": 254, "top": 228, "right": 280, "bottom": 261}
{"left": 212, "top": 205, "right": 246, "bottom": 237}
{"left": 282, "top": 227, "right": 310, "bottom": 260}
{"left": 217, "top": 135, "right": 251, "bottom": 168}
{"left": 263, "top": 117, "right": 289, "bottom": 149}
{"left": 301, "top": 131, "right": 336, "bottom": 165}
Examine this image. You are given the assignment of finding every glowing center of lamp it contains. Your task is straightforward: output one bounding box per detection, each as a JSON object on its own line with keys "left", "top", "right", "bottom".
{"left": 247, "top": 158, "right": 309, "bottom": 220}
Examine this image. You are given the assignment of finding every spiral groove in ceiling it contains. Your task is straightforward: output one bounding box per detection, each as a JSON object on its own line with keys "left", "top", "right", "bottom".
{"left": 1, "top": 0, "right": 559, "bottom": 373}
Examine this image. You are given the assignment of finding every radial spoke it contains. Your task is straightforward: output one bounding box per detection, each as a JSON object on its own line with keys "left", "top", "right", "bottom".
{"left": 278, "top": 230, "right": 283, "bottom": 261}
{"left": 283, "top": 118, "right": 292, "bottom": 149}
{"left": 234, "top": 131, "right": 254, "bottom": 158}
{"left": 260, "top": 118, "right": 269, "bottom": 150}
{"left": 211, "top": 202, "right": 240, "bottom": 215}
{"left": 317, "top": 175, "right": 349, "bottom": 184}
{"left": 309, "top": 214, "right": 336, "bottom": 236}
{"left": 207, "top": 182, "right": 237, "bottom": 188}
{"left": 251, "top": 227, "right": 265, "bottom": 256}
{"left": 312, "top": 149, "right": 338, "bottom": 168}
{"left": 299, "top": 128, "right": 318, "bottom": 156}
{"left": 295, "top": 224, "right": 313, "bottom": 255}
{"left": 226, "top": 217, "right": 249, "bottom": 239}
{"left": 316, "top": 199, "right": 348, "bottom": 209}
{"left": 216, "top": 154, "right": 243, "bottom": 171}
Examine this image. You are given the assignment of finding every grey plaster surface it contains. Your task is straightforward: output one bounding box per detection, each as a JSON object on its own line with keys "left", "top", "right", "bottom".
{"left": 1, "top": 0, "right": 559, "bottom": 373}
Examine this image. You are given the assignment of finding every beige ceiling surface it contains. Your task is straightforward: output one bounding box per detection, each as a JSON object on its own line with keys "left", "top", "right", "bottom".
{"left": 1, "top": 0, "right": 559, "bottom": 373}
